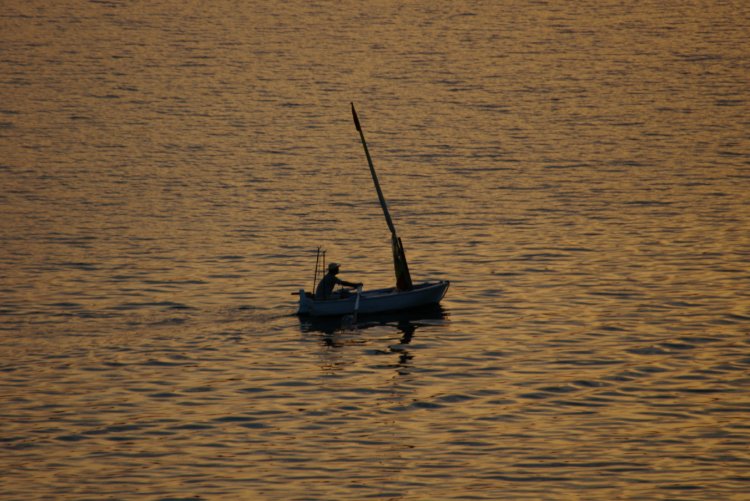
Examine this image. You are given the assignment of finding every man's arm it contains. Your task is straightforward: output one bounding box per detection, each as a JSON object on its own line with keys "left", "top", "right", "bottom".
{"left": 337, "top": 278, "right": 363, "bottom": 288}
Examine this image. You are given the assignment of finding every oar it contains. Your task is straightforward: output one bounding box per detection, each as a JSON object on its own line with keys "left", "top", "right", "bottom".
{"left": 352, "top": 284, "right": 362, "bottom": 324}
{"left": 351, "top": 103, "right": 414, "bottom": 291}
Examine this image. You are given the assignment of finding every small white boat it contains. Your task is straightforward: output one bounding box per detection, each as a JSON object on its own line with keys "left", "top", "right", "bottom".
{"left": 298, "top": 280, "right": 449, "bottom": 317}
{"left": 296, "top": 104, "right": 449, "bottom": 317}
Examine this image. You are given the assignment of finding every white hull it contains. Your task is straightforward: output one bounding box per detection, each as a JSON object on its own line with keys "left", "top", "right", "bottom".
{"left": 298, "top": 280, "right": 449, "bottom": 317}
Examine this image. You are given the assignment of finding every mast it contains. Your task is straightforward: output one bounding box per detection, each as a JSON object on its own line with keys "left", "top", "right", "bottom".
{"left": 351, "top": 103, "right": 414, "bottom": 291}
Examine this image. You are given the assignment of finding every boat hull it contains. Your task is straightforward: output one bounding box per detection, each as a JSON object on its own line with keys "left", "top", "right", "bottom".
{"left": 298, "top": 280, "right": 449, "bottom": 317}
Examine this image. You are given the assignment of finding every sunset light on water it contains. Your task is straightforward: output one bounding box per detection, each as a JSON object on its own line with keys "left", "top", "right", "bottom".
{"left": 1, "top": 1, "right": 749, "bottom": 499}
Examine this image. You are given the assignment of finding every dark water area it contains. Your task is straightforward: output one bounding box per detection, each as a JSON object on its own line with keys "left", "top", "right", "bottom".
{"left": 2, "top": 1, "right": 749, "bottom": 499}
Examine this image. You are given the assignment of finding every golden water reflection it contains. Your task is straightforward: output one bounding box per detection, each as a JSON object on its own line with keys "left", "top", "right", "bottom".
{"left": 1, "top": 0, "right": 749, "bottom": 499}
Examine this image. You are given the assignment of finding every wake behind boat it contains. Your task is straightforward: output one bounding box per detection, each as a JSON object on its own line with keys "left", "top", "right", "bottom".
{"left": 296, "top": 104, "right": 449, "bottom": 317}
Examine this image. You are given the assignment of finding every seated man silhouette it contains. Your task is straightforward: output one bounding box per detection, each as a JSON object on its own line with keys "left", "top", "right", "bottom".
{"left": 315, "top": 263, "right": 362, "bottom": 300}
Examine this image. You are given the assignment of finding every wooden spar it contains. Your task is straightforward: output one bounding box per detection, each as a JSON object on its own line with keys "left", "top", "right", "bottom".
{"left": 351, "top": 103, "right": 413, "bottom": 291}
{"left": 351, "top": 103, "right": 396, "bottom": 235}
{"left": 312, "top": 246, "right": 321, "bottom": 293}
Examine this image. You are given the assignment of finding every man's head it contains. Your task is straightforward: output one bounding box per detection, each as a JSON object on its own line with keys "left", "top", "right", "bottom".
{"left": 328, "top": 263, "right": 340, "bottom": 275}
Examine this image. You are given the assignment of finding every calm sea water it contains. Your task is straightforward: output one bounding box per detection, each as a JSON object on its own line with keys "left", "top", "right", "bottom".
{"left": 2, "top": 1, "right": 749, "bottom": 499}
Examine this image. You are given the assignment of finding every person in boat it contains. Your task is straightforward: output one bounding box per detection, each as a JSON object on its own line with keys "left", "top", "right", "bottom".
{"left": 315, "top": 263, "right": 363, "bottom": 300}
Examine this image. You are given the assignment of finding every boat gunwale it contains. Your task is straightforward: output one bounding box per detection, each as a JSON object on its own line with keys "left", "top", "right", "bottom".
{"left": 302, "top": 280, "right": 448, "bottom": 305}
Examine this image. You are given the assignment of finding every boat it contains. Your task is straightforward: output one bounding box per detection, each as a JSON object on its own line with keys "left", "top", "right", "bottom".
{"left": 298, "top": 281, "right": 449, "bottom": 317}
{"left": 296, "top": 104, "right": 450, "bottom": 317}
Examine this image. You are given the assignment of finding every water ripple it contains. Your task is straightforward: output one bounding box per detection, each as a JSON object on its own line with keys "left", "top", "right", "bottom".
{"left": 1, "top": 1, "right": 749, "bottom": 499}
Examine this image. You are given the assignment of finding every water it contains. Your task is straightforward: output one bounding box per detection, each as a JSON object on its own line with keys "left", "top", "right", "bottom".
{"left": 2, "top": 1, "right": 749, "bottom": 499}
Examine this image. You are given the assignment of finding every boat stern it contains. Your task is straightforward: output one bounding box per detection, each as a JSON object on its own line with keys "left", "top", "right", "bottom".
{"left": 297, "top": 289, "right": 313, "bottom": 315}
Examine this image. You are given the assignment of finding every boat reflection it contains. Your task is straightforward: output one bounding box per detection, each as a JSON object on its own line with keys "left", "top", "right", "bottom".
{"left": 303, "top": 305, "right": 448, "bottom": 376}
{"left": 299, "top": 304, "right": 448, "bottom": 338}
